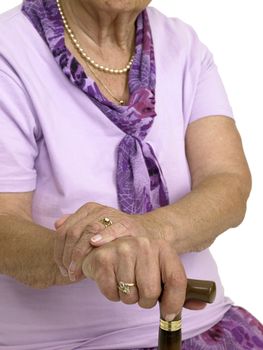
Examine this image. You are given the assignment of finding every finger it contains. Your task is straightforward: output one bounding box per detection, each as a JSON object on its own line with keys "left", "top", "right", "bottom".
{"left": 136, "top": 239, "right": 161, "bottom": 309}
{"left": 90, "top": 221, "right": 132, "bottom": 246}
{"left": 115, "top": 240, "right": 139, "bottom": 305}
{"left": 54, "top": 207, "right": 96, "bottom": 274}
{"left": 54, "top": 214, "right": 71, "bottom": 229}
{"left": 67, "top": 231, "right": 94, "bottom": 281}
{"left": 57, "top": 202, "right": 103, "bottom": 237}
{"left": 159, "top": 241, "right": 187, "bottom": 321}
{"left": 54, "top": 229, "right": 68, "bottom": 277}
{"left": 59, "top": 214, "right": 104, "bottom": 271}
{"left": 63, "top": 219, "right": 98, "bottom": 269}
{"left": 82, "top": 246, "right": 120, "bottom": 302}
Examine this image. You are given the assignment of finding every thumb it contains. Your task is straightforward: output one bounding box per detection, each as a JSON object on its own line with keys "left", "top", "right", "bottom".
{"left": 81, "top": 252, "right": 96, "bottom": 280}
{"left": 158, "top": 244, "right": 186, "bottom": 321}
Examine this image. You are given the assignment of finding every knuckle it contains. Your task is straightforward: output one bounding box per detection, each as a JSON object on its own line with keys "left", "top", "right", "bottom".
{"left": 136, "top": 237, "right": 152, "bottom": 255}
{"left": 117, "top": 241, "right": 132, "bottom": 256}
{"left": 168, "top": 271, "right": 187, "bottom": 290}
{"left": 166, "top": 272, "right": 178, "bottom": 286}
{"left": 137, "top": 236, "right": 151, "bottom": 249}
{"left": 85, "top": 222, "right": 100, "bottom": 233}
{"left": 67, "top": 229, "right": 80, "bottom": 242}
{"left": 157, "top": 238, "right": 169, "bottom": 250}
{"left": 138, "top": 298, "right": 157, "bottom": 309}
{"left": 175, "top": 269, "right": 187, "bottom": 288}
{"left": 140, "top": 282, "right": 161, "bottom": 300}
{"left": 142, "top": 288, "right": 160, "bottom": 301}
{"left": 84, "top": 202, "right": 103, "bottom": 211}
{"left": 94, "top": 249, "right": 111, "bottom": 266}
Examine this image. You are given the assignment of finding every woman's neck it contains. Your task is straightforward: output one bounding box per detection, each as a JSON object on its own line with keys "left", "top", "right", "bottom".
{"left": 60, "top": 0, "right": 142, "bottom": 54}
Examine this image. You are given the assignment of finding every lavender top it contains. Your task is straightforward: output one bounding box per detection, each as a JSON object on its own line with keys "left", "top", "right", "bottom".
{"left": 21, "top": 0, "right": 169, "bottom": 215}
{"left": 0, "top": 3, "right": 234, "bottom": 350}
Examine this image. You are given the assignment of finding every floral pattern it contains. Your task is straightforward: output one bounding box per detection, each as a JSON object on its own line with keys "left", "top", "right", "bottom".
{"left": 130, "top": 307, "right": 263, "bottom": 349}
{"left": 21, "top": 0, "right": 169, "bottom": 214}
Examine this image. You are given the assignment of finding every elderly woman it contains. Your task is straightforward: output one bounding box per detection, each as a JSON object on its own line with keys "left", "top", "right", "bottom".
{"left": 0, "top": 0, "right": 262, "bottom": 349}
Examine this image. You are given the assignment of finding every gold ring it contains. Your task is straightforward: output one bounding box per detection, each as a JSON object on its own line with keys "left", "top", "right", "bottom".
{"left": 100, "top": 217, "right": 113, "bottom": 228}
{"left": 117, "top": 281, "right": 136, "bottom": 295}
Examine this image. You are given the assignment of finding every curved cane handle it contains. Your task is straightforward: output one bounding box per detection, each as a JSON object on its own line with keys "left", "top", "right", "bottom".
{"left": 158, "top": 279, "right": 216, "bottom": 350}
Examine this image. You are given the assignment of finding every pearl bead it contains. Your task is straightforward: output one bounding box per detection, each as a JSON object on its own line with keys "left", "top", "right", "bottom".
{"left": 57, "top": 0, "right": 133, "bottom": 75}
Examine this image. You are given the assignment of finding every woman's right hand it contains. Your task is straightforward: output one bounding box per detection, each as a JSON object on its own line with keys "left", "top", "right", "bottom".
{"left": 81, "top": 235, "right": 187, "bottom": 321}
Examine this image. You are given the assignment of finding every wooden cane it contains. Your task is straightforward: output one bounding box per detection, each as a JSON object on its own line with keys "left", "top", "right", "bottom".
{"left": 158, "top": 279, "right": 216, "bottom": 350}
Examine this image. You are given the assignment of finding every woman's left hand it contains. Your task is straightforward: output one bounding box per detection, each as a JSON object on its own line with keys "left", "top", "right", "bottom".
{"left": 54, "top": 202, "right": 167, "bottom": 282}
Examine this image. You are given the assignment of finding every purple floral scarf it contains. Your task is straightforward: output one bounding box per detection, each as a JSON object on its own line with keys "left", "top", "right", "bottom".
{"left": 21, "top": 0, "right": 169, "bottom": 214}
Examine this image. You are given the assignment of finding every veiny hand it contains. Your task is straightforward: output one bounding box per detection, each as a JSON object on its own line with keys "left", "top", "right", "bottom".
{"left": 54, "top": 202, "right": 206, "bottom": 313}
{"left": 54, "top": 202, "right": 165, "bottom": 282}
{"left": 81, "top": 234, "right": 187, "bottom": 321}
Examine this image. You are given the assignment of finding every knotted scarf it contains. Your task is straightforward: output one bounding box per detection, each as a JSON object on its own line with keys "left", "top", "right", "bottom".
{"left": 22, "top": 0, "right": 169, "bottom": 214}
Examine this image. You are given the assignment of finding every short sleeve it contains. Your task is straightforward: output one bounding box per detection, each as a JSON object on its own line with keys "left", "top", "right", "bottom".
{"left": 188, "top": 38, "right": 234, "bottom": 124}
{"left": 0, "top": 63, "right": 39, "bottom": 192}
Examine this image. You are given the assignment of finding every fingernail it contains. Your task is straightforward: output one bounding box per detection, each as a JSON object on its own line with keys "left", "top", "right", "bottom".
{"left": 69, "top": 273, "right": 76, "bottom": 282}
{"left": 164, "top": 314, "right": 176, "bottom": 322}
{"left": 68, "top": 262, "right": 76, "bottom": 282}
{"left": 91, "top": 234, "right": 102, "bottom": 242}
{"left": 69, "top": 261, "right": 76, "bottom": 273}
{"left": 59, "top": 267, "right": 68, "bottom": 277}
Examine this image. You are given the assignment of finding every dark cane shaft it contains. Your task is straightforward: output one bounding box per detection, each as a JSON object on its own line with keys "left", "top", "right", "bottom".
{"left": 158, "top": 279, "right": 216, "bottom": 350}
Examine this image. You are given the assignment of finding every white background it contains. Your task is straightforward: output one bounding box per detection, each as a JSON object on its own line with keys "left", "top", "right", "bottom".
{"left": 1, "top": 1, "right": 262, "bottom": 322}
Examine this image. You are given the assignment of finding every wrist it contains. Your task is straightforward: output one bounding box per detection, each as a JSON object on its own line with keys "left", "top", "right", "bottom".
{"left": 134, "top": 208, "right": 177, "bottom": 246}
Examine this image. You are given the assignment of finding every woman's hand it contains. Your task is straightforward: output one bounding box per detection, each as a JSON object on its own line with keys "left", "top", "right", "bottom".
{"left": 81, "top": 235, "right": 187, "bottom": 321}
{"left": 54, "top": 202, "right": 166, "bottom": 281}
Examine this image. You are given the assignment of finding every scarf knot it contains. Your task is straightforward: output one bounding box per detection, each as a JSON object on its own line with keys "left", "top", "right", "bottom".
{"left": 22, "top": 0, "right": 169, "bottom": 214}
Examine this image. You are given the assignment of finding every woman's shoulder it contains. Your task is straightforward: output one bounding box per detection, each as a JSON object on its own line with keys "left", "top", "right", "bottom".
{"left": 0, "top": 5, "right": 28, "bottom": 60}
{"left": 147, "top": 7, "right": 208, "bottom": 64}
{"left": 0, "top": 4, "right": 21, "bottom": 20}
{"left": 0, "top": 4, "right": 47, "bottom": 77}
{"left": 0, "top": 5, "right": 24, "bottom": 75}
{"left": 0, "top": 4, "right": 24, "bottom": 35}
{"left": 147, "top": 6, "right": 204, "bottom": 51}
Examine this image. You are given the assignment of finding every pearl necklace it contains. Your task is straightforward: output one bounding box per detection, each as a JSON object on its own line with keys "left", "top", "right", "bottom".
{"left": 56, "top": 0, "right": 134, "bottom": 75}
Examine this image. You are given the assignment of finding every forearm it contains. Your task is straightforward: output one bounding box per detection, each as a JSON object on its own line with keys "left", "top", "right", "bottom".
{"left": 0, "top": 215, "right": 71, "bottom": 288}
{"left": 145, "top": 172, "right": 251, "bottom": 254}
